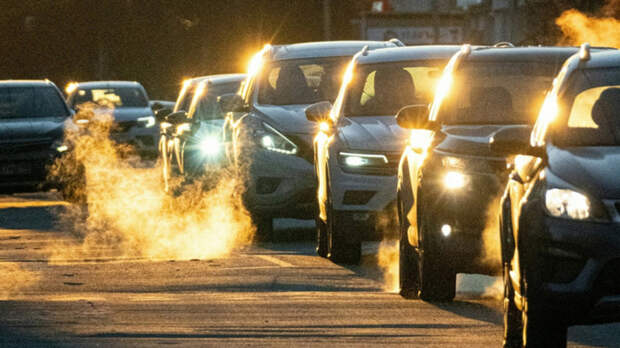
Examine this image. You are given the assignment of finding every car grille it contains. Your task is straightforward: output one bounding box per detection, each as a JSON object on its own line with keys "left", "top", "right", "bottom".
{"left": 593, "top": 259, "right": 620, "bottom": 298}
{"left": 0, "top": 140, "right": 55, "bottom": 160}
{"left": 340, "top": 151, "right": 401, "bottom": 176}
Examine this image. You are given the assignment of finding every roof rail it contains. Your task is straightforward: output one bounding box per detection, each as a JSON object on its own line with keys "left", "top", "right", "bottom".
{"left": 493, "top": 42, "right": 515, "bottom": 48}
{"left": 361, "top": 45, "right": 370, "bottom": 56}
{"left": 579, "top": 42, "right": 591, "bottom": 61}
{"left": 389, "top": 38, "right": 405, "bottom": 47}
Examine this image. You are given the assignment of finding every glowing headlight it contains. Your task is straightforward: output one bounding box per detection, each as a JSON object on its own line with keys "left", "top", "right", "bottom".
{"left": 138, "top": 116, "right": 156, "bottom": 128}
{"left": 545, "top": 189, "right": 591, "bottom": 220}
{"left": 200, "top": 136, "right": 221, "bottom": 156}
{"left": 56, "top": 145, "right": 69, "bottom": 153}
{"left": 256, "top": 123, "right": 297, "bottom": 155}
{"left": 339, "top": 152, "right": 388, "bottom": 167}
{"left": 443, "top": 171, "right": 467, "bottom": 189}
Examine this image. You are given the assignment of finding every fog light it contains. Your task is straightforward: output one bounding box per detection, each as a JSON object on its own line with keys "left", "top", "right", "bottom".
{"left": 443, "top": 171, "right": 466, "bottom": 190}
{"left": 441, "top": 224, "right": 452, "bottom": 237}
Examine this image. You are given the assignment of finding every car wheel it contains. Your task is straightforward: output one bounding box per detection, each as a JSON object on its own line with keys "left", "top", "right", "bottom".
{"left": 326, "top": 207, "right": 361, "bottom": 264}
{"left": 522, "top": 302, "right": 567, "bottom": 348}
{"left": 253, "top": 215, "right": 273, "bottom": 243}
{"left": 417, "top": 206, "right": 456, "bottom": 302}
{"left": 315, "top": 208, "right": 328, "bottom": 258}
{"left": 502, "top": 263, "right": 522, "bottom": 348}
{"left": 398, "top": 194, "right": 418, "bottom": 298}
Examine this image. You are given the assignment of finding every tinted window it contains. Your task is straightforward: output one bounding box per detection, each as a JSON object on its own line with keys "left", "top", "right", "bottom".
{"left": 258, "top": 57, "right": 349, "bottom": 105}
{"left": 345, "top": 61, "right": 444, "bottom": 117}
{"left": 555, "top": 67, "right": 620, "bottom": 146}
{"left": 73, "top": 87, "right": 148, "bottom": 108}
{"left": 438, "top": 62, "right": 559, "bottom": 125}
{"left": 0, "top": 86, "right": 69, "bottom": 118}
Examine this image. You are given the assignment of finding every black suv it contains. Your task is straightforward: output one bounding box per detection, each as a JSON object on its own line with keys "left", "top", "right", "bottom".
{"left": 497, "top": 45, "right": 620, "bottom": 347}
{"left": 0, "top": 80, "right": 71, "bottom": 190}
{"left": 395, "top": 45, "right": 580, "bottom": 302}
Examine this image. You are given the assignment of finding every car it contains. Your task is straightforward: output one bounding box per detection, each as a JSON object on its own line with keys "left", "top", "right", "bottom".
{"left": 306, "top": 45, "right": 461, "bottom": 264}
{"left": 158, "top": 74, "right": 245, "bottom": 192}
{"left": 149, "top": 99, "right": 175, "bottom": 113}
{"left": 396, "top": 44, "right": 582, "bottom": 302}
{"left": 65, "top": 81, "right": 158, "bottom": 158}
{"left": 497, "top": 45, "right": 620, "bottom": 347}
{"left": 0, "top": 80, "right": 72, "bottom": 190}
{"left": 220, "top": 40, "right": 404, "bottom": 241}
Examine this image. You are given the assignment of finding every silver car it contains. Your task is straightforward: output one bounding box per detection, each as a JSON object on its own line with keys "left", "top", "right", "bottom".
{"left": 308, "top": 45, "right": 460, "bottom": 263}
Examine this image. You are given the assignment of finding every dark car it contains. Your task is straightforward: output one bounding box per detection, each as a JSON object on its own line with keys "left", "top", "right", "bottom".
{"left": 0, "top": 80, "right": 72, "bottom": 189}
{"left": 307, "top": 45, "right": 461, "bottom": 264}
{"left": 159, "top": 74, "right": 245, "bottom": 192}
{"left": 497, "top": 45, "right": 620, "bottom": 347}
{"left": 220, "top": 40, "right": 403, "bottom": 241}
{"left": 396, "top": 44, "right": 581, "bottom": 302}
{"left": 65, "top": 81, "right": 157, "bottom": 157}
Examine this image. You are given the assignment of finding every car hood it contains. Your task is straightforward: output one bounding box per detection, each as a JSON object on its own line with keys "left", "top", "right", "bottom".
{"left": 90, "top": 107, "right": 153, "bottom": 122}
{"left": 548, "top": 145, "right": 620, "bottom": 199}
{"left": 338, "top": 116, "right": 408, "bottom": 152}
{"left": 253, "top": 104, "right": 315, "bottom": 134}
{"left": 0, "top": 117, "right": 66, "bottom": 145}
{"left": 435, "top": 124, "right": 530, "bottom": 157}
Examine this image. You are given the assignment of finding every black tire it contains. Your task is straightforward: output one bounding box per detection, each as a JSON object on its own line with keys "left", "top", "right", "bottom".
{"left": 503, "top": 263, "right": 522, "bottom": 348}
{"left": 522, "top": 303, "right": 567, "bottom": 348}
{"left": 417, "top": 206, "right": 456, "bottom": 302}
{"left": 398, "top": 194, "right": 418, "bottom": 298}
{"left": 315, "top": 210, "right": 328, "bottom": 258}
{"left": 327, "top": 208, "right": 361, "bottom": 264}
{"left": 253, "top": 215, "right": 273, "bottom": 243}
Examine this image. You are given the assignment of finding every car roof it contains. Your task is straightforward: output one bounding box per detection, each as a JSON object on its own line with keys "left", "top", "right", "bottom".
{"left": 269, "top": 41, "right": 397, "bottom": 61}
{"left": 0, "top": 79, "right": 57, "bottom": 88}
{"left": 356, "top": 45, "right": 463, "bottom": 64}
{"left": 74, "top": 81, "right": 144, "bottom": 89}
{"left": 579, "top": 49, "right": 620, "bottom": 69}
{"left": 185, "top": 73, "right": 246, "bottom": 87}
{"left": 466, "top": 46, "right": 581, "bottom": 64}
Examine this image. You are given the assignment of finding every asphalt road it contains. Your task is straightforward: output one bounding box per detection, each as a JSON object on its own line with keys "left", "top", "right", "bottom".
{"left": 0, "top": 192, "right": 619, "bottom": 347}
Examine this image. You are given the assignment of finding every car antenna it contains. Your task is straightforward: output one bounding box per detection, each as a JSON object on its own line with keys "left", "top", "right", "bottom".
{"left": 493, "top": 42, "right": 515, "bottom": 48}
{"left": 361, "top": 45, "right": 370, "bottom": 56}
{"left": 389, "top": 38, "right": 405, "bottom": 47}
{"left": 579, "top": 43, "right": 591, "bottom": 61}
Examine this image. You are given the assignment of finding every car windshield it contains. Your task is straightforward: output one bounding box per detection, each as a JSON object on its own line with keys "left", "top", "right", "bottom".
{"left": 190, "top": 81, "right": 242, "bottom": 121}
{"left": 554, "top": 67, "right": 620, "bottom": 146}
{"left": 0, "top": 86, "right": 69, "bottom": 118}
{"left": 257, "top": 57, "right": 349, "bottom": 106}
{"left": 438, "top": 61, "right": 560, "bottom": 125}
{"left": 74, "top": 87, "right": 148, "bottom": 108}
{"left": 345, "top": 60, "right": 445, "bottom": 117}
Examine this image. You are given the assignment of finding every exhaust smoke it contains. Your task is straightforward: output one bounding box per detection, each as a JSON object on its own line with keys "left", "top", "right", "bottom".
{"left": 0, "top": 263, "right": 38, "bottom": 300}
{"left": 556, "top": 1, "right": 620, "bottom": 48}
{"left": 49, "top": 105, "right": 255, "bottom": 262}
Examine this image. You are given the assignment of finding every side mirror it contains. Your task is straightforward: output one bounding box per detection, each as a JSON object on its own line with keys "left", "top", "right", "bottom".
{"left": 305, "top": 101, "right": 333, "bottom": 122}
{"left": 489, "top": 126, "right": 533, "bottom": 155}
{"left": 165, "top": 111, "right": 188, "bottom": 125}
{"left": 395, "top": 104, "right": 437, "bottom": 130}
{"left": 218, "top": 93, "right": 246, "bottom": 113}
{"left": 155, "top": 107, "right": 172, "bottom": 122}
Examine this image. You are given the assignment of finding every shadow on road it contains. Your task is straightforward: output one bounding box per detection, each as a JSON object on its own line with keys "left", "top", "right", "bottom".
{"left": 0, "top": 206, "right": 62, "bottom": 231}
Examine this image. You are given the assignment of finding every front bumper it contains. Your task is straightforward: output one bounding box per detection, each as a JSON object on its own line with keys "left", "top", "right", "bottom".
{"left": 0, "top": 146, "right": 62, "bottom": 187}
{"left": 111, "top": 125, "right": 158, "bottom": 157}
{"left": 244, "top": 149, "right": 315, "bottom": 219}
{"left": 537, "top": 217, "right": 620, "bottom": 325}
{"left": 330, "top": 163, "right": 397, "bottom": 213}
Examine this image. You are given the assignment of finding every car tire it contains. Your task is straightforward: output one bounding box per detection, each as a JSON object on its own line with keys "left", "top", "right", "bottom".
{"left": 327, "top": 207, "right": 361, "bottom": 265}
{"left": 502, "top": 263, "right": 522, "bottom": 348}
{"left": 417, "top": 205, "right": 456, "bottom": 302}
{"left": 253, "top": 215, "right": 273, "bottom": 243}
{"left": 398, "top": 196, "right": 418, "bottom": 298}
{"left": 522, "top": 302, "right": 567, "bottom": 348}
{"left": 315, "top": 209, "right": 328, "bottom": 258}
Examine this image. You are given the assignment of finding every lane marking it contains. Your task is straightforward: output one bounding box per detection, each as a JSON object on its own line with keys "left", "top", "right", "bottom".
{"left": 0, "top": 201, "right": 69, "bottom": 209}
{"left": 256, "top": 255, "right": 294, "bottom": 268}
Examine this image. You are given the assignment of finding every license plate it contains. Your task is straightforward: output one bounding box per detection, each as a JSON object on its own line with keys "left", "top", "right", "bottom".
{"left": 0, "top": 163, "right": 32, "bottom": 176}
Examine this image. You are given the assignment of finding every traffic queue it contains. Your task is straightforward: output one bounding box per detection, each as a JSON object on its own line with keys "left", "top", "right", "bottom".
{"left": 0, "top": 40, "right": 618, "bottom": 347}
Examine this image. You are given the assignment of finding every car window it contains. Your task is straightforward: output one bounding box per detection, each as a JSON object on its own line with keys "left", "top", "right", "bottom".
{"left": 257, "top": 57, "right": 349, "bottom": 105}
{"left": 345, "top": 61, "right": 444, "bottom": 116}
{"left": 438, "top": 61, "right": 559, "bottom": 125}
{"left": 554, "top": 67, "right": 620, "bottom": 146}
{"left": 190, "top": 81, "right": 242, "bottom": 121}
{"left": 0, "top": 86, "right": 69, "bottom": 118}
{"left": 74, "top": 87, "right": 148, "bottom": 108}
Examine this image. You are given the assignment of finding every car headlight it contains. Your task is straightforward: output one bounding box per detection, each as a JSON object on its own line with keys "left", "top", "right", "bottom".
{"left": 545, "top": 188, "right": 591, "bottom": 220}
{"left": 51, "top": 139, "right": 69, "bottom": 153}
{"left": 138, "top": 116, "right": 156, "bottom": 128}
{"left": 443, "top": 170, "right": 467, "bottom": 190}
{"left": 254, "top": 122, "right": 297, "bottom": 155}
{"left": 338, "top": 152, "right": 388, "bottom": 167}
{"left": 199, "top": 135, "right": 222, "bottom": 156}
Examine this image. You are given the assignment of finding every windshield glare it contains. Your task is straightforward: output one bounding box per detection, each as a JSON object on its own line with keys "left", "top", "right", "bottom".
{"left": 0, "top": 86, "right": 69, "bottom": 118}
{"left": 257, "top": 57, "right": 349, "bottom": 106}
{"left": 345, "top": 60, "right": 445, "bottom": 117}
{"left": 73, "top": 87, "right": 148, "bottom": 108}
{"left": 555, "top": 67, "right": 620, "bottom": 146}
{"left": 438, "top": 62, "right": 559, "bottom": 125}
